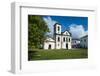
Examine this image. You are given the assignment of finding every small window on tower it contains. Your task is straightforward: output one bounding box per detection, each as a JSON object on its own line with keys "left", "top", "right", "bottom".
{"left": 58, "top": 37, "right": 60, "bottom": 42}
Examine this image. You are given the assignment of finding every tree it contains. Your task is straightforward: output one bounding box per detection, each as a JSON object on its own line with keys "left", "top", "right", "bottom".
{"left": 28, "top": 15, "right": 50, "bottom": 49}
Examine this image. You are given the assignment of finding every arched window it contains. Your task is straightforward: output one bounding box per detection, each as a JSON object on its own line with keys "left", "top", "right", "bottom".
{"left": 58, "top": 26, "right": 60, "bottom": 31}
{"left": 63, "top": 37, "right": 65, "bottom": 42}
{"left": 58, "top": 37, "right": 60, "bottom": 42}
{"left": 69, "top": 38, "right": 70, "bottom": 42}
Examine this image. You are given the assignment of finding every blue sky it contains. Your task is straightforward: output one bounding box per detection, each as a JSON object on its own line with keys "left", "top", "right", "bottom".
{"left": 43, "top": 15, "right": 88, "bottom": 39}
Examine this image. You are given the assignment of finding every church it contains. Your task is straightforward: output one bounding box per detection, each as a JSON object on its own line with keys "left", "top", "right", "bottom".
{"left": 43, "top": 23, "right": 72, "bottom": 49}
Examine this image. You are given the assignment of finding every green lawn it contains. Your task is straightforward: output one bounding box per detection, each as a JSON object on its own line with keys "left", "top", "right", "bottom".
{"left": 28, "top": 49, "right": 88, "bottom": 61}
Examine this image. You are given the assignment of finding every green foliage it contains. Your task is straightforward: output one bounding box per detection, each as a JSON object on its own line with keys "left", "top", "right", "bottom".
{"left": 28, "top": 15, "right": 50, "bottom": 49}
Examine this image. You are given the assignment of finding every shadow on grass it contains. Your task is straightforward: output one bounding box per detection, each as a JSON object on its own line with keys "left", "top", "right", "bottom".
{"left": 28, "top": 49, "right": 38, "bottom": 61}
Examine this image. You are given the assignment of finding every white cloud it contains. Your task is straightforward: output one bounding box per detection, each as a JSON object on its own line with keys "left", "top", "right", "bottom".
{"left": 43, "top": 17, "right": 57, "bottom": 37}
{"left": 69, "top": 24, "right": 88, "bottom": 39}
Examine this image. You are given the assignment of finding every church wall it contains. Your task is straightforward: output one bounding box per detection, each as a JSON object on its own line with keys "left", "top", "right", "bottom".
{"left": 62, "top": 43, "right": 66, "bottom": 49}
{"left": 68, "top": 37, "right": 72, "bottom": 49}
{"left": 61, "top": 36, "right": 67, "bottom": 49}
{"left": 68, "top": 42, "right": 72, "bottom": 49}
{"left": 44, "top": 41, "right": 55, "bottom": 49}
{"left": 55, "top": 35, "right": 61, "bottom": 49}
{"left": 61, "top": 36, "right": 72, "bottom": 49}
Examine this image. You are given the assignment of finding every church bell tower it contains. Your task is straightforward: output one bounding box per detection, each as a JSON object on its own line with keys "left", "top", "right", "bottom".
{"left": 54, "top": 23, "right": 61, "bottom": 34}
{"left": 54, "top": 23, "right": 62, "bottom": 49}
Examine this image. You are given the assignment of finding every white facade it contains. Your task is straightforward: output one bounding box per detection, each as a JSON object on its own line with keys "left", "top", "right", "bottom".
{"left": 44, "top": 38, "right": 55, "bottom": 49}
{"left": 44, "top": 23, "right": 72, "bottom": 50}
{"left": 61, "top": 36, "right": 72, "bottom": 49}
{"left": 80, "top": 35, "right": 88, "bottom": 48}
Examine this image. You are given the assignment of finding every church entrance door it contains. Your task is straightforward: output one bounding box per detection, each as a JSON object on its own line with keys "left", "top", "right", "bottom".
{"left": 66, "top": 43, "right": 68, "bottom": 49}
{"left": 48, "top": 44, "right": 51, "bottom": 49}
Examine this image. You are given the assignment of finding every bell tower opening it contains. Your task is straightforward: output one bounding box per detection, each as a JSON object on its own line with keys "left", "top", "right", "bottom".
{"left": 58, "top": 26, "right": 60, "bottom": 31}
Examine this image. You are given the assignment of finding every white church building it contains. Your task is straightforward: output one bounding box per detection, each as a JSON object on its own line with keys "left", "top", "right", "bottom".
{"left": 43, "top": 23, "right": 72, "bottom": 49}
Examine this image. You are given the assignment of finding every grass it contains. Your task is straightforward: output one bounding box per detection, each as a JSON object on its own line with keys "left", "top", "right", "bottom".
{"left": 28, "top": 48, "right": 88, "bottom": 61}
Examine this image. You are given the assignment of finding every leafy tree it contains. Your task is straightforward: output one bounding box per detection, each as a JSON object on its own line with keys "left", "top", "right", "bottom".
{"left": 28, "top": 15, "right": 50, "bottom": 50}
